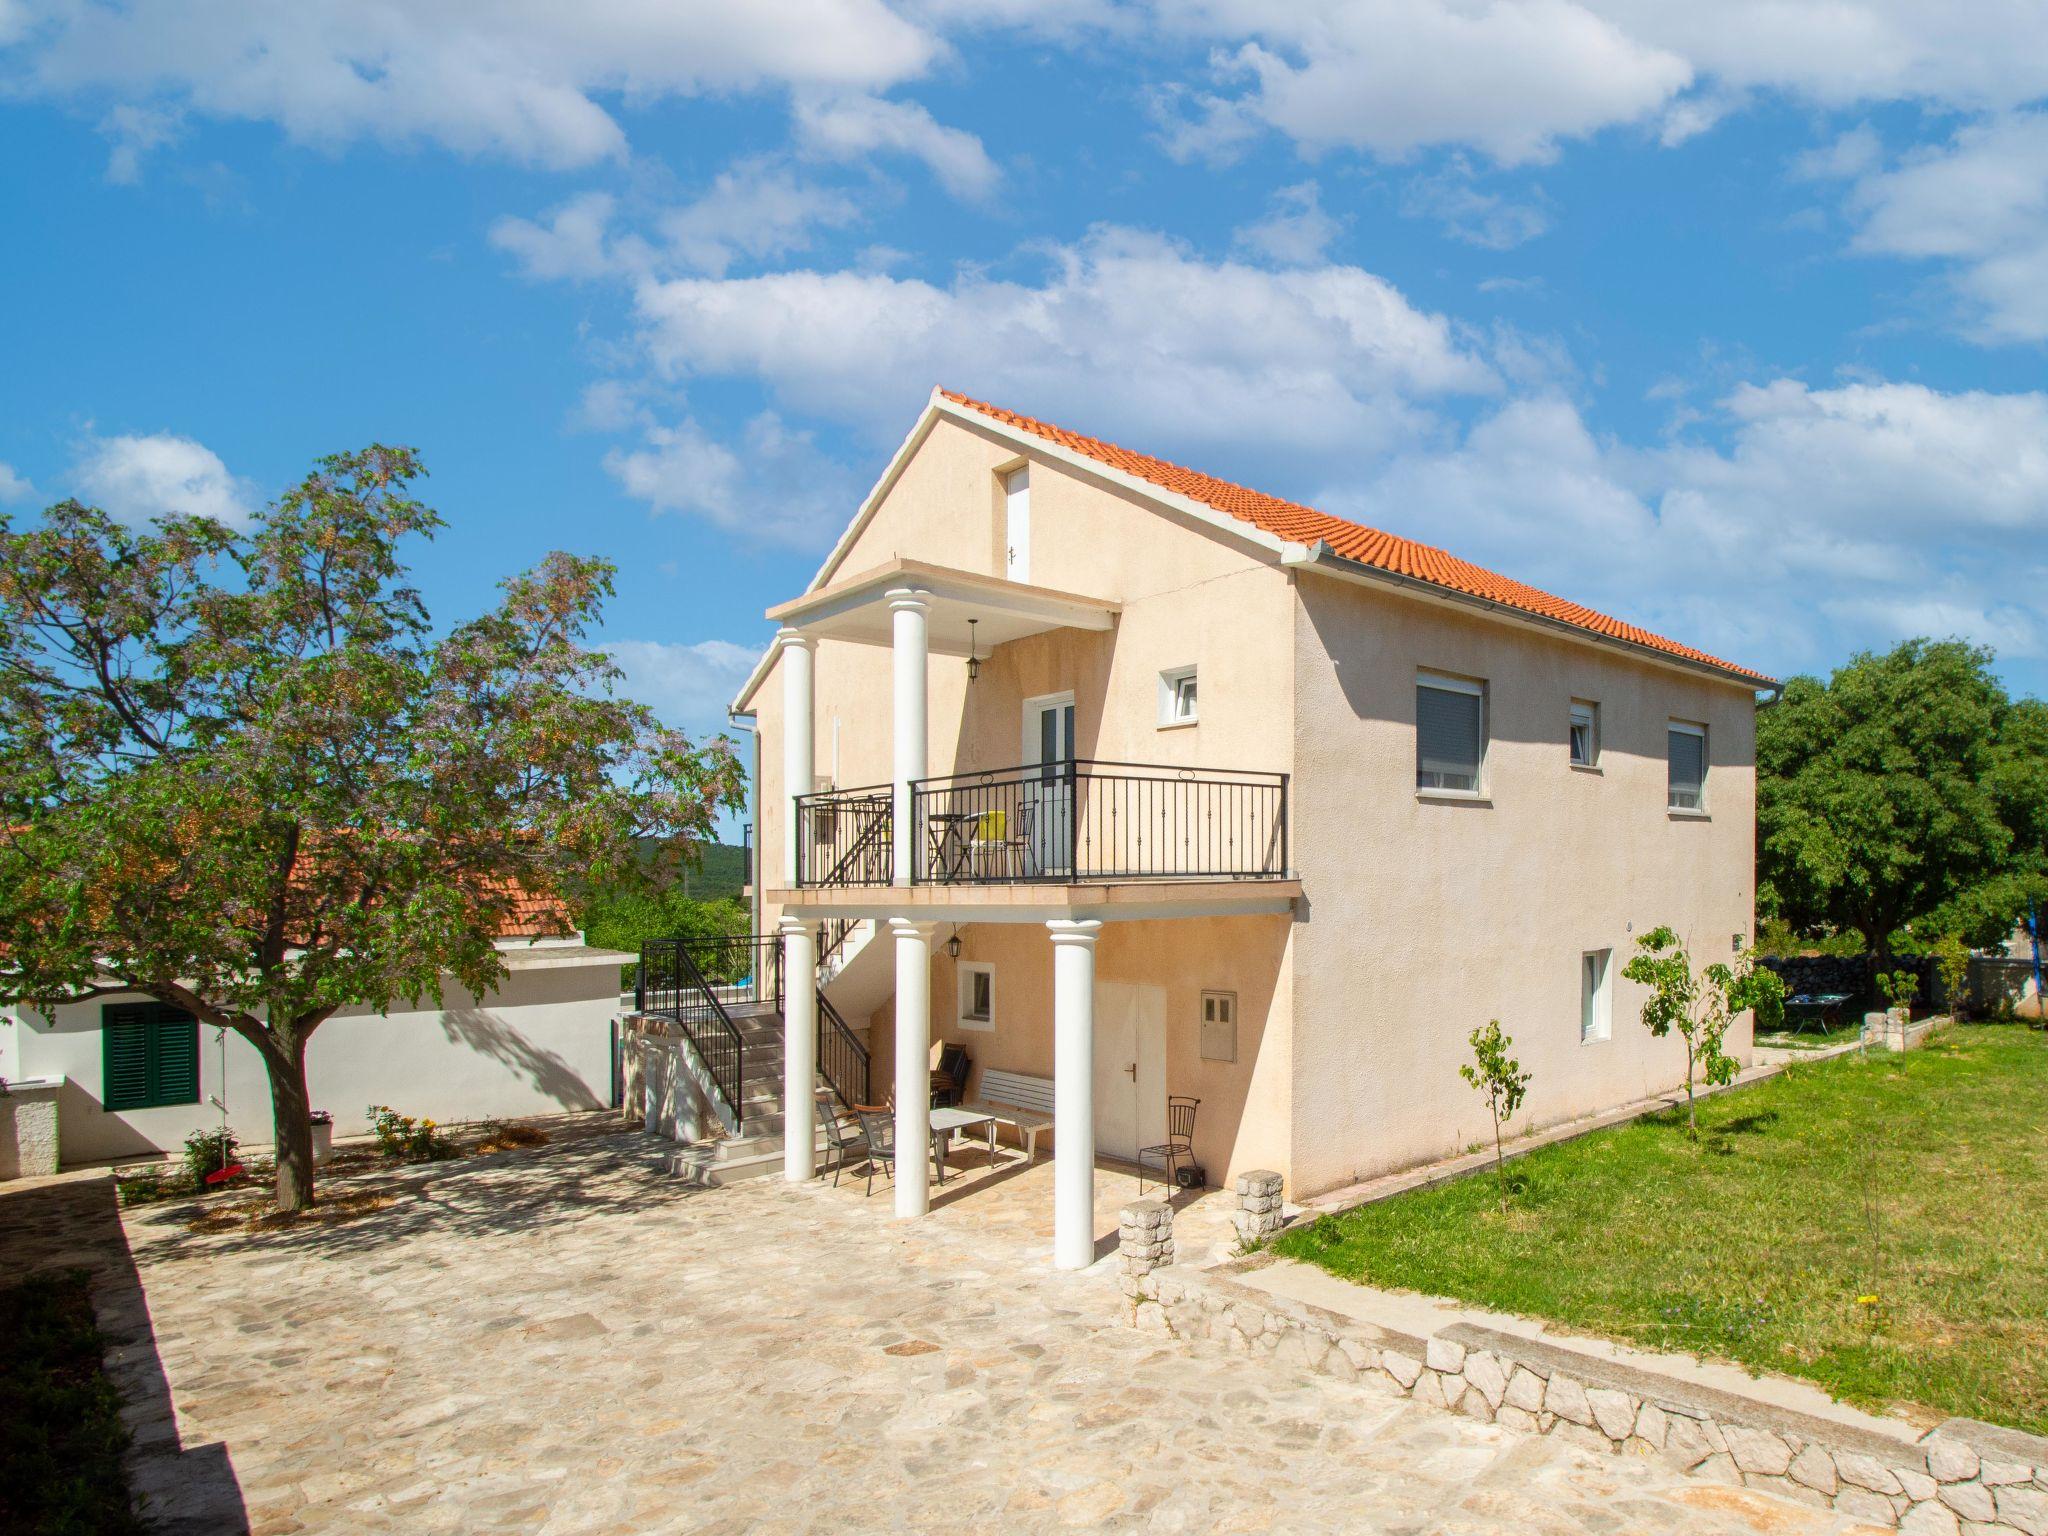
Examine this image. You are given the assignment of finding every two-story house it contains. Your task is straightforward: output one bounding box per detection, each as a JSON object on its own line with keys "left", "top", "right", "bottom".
{"left": 716, "top": 387, "right": 1769, "bottom": 1270}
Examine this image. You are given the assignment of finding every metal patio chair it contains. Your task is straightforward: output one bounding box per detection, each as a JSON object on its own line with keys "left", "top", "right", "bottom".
{"left": 820, "top": 1104, "right": 871, "bottom": 1187}
{"left": 1138, "top": 1096, "right": 1201, "bottom": 1195}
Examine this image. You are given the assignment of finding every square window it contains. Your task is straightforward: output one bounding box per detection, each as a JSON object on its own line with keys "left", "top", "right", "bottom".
{"left": 102, "top": 1001, "right": 200, "bottom": 1110}
{"left": 958, "top": 962, "right": 994, "bottom": 1032}
{"left": 1581, "top": 950, "right": 1612, "bottom": 1044}
{"left": 1668, "top": 721, "right": 1707, "bottom": 810}
{"left": 1158, "top": 666, "right": 1198, "bottom": 726}
{"left": 1417, "top": 673, "right": 1486, "bottom": 793}
{"left": 1200, "top": 990, "right": 1238, "bottom": 1063}
{"left": 1569, "top": 700, "right": 1599, "bottom": 767}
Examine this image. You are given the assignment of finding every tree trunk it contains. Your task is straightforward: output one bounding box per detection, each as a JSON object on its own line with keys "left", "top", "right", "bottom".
{"left": 261, "top": 1034, "right": 317, "bottom": 1212}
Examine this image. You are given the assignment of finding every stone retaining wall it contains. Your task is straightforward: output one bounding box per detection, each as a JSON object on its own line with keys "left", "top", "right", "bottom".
{"left": 1121, "top": 1196, "right": 2048, "bottom": 1535}
{"left": 0, "top": 1077, "right": 61, "bottom": 1180}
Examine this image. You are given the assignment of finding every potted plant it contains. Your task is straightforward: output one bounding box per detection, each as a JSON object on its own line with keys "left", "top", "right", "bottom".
{"left": 310, "top": 1110, "right": 334, "bottom": 1166}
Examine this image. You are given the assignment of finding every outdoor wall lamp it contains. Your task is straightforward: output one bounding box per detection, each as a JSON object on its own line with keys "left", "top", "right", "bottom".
{"left": 946, "top": 934, "right": 962, "bottom": 959}
{"left": 965, "top": 617, "right": 980, "bottom": 682}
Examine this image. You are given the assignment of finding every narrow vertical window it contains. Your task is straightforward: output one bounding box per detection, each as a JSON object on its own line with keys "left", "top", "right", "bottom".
{"left": 1569, "top": 700, "right": 1599, "bottom": 767}
{"left": 1003, "top": 466, "right": 1031, "bottom": 583}
{"left": 1668, "top": 721, "right": 1707, "bottom": 810}
{"left": 1200, "top": 991, "right": 1238, "bottom": 1063}
{"left": 958, "top": 962, "right": 995, "bottom": 1030}
{"left": 1581, "top": 950, "right": 1612, "bottom": 1044}
{"left": 1417, "top": 673, "right": 1486, "bottom": 794}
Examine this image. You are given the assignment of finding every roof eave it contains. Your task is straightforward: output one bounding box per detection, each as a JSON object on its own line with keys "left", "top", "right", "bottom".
{"left": 1282, "top": 541, "right": 1777, "bottom": 693}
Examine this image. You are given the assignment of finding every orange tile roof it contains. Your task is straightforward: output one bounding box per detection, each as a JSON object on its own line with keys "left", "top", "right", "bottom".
{"left": 939, "top": 389, "right": 1772, "bottom": 684}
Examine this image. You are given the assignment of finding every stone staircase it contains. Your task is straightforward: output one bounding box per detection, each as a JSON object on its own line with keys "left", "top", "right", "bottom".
{"left": 664, "top": 1003, "right": 842, "bottom": 1187}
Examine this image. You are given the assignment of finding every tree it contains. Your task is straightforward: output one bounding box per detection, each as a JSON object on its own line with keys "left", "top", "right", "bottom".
{"left": 1458, "top": 1020, "right": 1531, "bottom": 1211}
{"left": 1758, "top": 640, "right": 2038, "bottom": 964}
{"left": 1621, "top": 927, "right": 1784, "bottom": 1137}
{"left": 0, "top": 449, "right": 746, "bottom": 1210}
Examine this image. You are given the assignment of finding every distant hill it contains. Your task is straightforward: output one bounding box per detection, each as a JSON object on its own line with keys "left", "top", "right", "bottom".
{"left": 626, "top": 837, "right": 749, "bottom": 901}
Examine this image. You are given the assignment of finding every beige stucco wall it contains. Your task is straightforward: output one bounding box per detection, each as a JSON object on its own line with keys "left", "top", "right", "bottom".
{"left": 860, "top": 914, "right": 1293, "bottom": 1186}
{"left": 1286, "top": 573, "right": 1759, "bottom": 1197}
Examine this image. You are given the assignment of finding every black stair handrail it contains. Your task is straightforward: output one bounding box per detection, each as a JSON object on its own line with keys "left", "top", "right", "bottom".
{"left": 816, "top": 989, "right": 870, "bottom": 1113}
{"left": 641, "top": 937, "right": 747, "bottom": 1128}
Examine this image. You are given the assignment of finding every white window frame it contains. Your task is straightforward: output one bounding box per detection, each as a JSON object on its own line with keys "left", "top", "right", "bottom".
{"left": 1002, "top": 465, "right": 1030, "bottom": 584}
{"left": 1581, "top": 948, "right": 1613, "bottom": 1044}
{"left": 1668, "top": 720, "right": 1708, "bottom": 813}
{"left": 957, "top": 961, "right": 995, "bottom": 1032}
{"left": 1158, "top": 665, "right": 1198, "bottom": 728}
{"left": 1416, "top": 671, "right": 1488, "bottom": 798}
{"left": 1200, "top": 990, "right": 1238, "bottom": 1063}
{"left": 1569, "top": 699, "right": 1600, "bottom": 769}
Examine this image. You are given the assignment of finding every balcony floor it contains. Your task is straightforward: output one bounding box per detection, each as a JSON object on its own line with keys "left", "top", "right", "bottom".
{"left": 771, "top": 877, "right": 1302, "bottom": 924}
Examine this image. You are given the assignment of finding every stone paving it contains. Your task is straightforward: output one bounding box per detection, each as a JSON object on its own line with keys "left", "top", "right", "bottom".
{"left": 6, "top": 1118, "right": 1891, "bottom": 1534}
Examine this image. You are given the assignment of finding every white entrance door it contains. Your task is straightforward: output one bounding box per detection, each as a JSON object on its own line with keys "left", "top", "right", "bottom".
{"left": 1022, "top": 695, "right": 1075, "bottom": 876}
{"left": 1092, "top": 981, "right": 1167, "bottom": 1163}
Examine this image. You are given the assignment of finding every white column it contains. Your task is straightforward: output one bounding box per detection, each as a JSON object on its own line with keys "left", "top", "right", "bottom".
{"left": 777, "top": 628, "right": 815, "bottom": 889}
{"left": 780, "top": 918, "right": 818, "bottom": 1182}
{"left": 891, "top": 918, "right": 938, "bottom": 1219}
{"left": 1049, "top": 918, "right": 1102, "bottom": 1270}
{"left": 888, "top": 589, "right": 930, "bottom": 888}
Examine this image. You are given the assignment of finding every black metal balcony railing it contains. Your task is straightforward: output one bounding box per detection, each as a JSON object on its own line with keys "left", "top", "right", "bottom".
{"left": 790, "top": 761, "right": 1288, "bottom": 887}
{"left": 793, "top": 783, "right": 894, "bottom": 888}
{"left": 637, "top": 935, "right": 784, "bottom": 1127}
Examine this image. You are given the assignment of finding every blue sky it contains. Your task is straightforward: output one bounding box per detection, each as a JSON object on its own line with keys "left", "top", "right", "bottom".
{"left": 4, "top": 1, "right": 2046, "bottom": 784}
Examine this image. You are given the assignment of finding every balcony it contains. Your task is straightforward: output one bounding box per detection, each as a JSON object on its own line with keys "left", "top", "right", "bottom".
{"left": 795, "top": 760, "right": 1288, "bottom": 888}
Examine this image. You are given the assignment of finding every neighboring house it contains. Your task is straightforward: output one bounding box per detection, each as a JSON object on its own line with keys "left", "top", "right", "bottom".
{"left": 710, "top": 387, "right": 1770, "bottom": 1269}
{"left": 0, "top": 901, "right": 630, "bottom": 1172}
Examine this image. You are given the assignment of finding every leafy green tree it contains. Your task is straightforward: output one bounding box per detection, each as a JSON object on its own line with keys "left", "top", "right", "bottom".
{"left": 1459, "top": 1020, "right": 1531, "bottom": 1211}
{"left": 0, "top": 450, "right": 745, "bottom": 1211}
{"left": 1758, "top": 640, "right": 2039, "bottom": 964}
{"left": 1622, "top": 927, "right": 1785, "bottom": 1137}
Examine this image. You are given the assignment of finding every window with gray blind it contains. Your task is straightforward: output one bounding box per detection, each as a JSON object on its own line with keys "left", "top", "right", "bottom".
{"left": 1668, "top": 722, "right": 1707, "bottom": 809}
{"left": 1416, "top": 674, "right": 1486, "bottom": 793}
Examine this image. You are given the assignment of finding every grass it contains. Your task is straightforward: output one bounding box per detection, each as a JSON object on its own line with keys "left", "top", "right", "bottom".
{"left": 1755, "top": 1018, "right": 1867, "bottom": 1051}
{"left": 1275, "top": 1024, "right": 2048, "bottom": 1435}
{"left": 0, "top": 1270, "right": 144, "bottom": 1536}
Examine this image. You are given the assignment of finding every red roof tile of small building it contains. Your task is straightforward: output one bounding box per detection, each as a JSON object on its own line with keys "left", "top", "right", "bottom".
{"left": 939, "top": 389, "right": 1772, "bottom": 684}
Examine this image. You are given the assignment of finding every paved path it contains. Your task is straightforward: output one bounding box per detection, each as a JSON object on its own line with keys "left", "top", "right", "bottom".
{"left": 6, "top": 1120, "right": 1883, "bottom": 1534}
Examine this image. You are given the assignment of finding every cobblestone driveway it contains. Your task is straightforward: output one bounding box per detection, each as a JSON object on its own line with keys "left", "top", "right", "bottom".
{"left": 10, "top": 1120, "right": 1879, "bottom": 1534}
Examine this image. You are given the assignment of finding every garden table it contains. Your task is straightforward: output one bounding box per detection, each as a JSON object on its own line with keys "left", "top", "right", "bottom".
{"left": 927, "top": 1106, "right": 1001, "bottom": 1184}
{"left": 1782, "top": 992, "right": 1853, "bottom": 1032}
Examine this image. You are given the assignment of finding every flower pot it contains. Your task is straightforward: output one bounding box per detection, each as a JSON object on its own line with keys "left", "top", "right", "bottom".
{"left": 310, "top": 1117, "right": 334, "bottom": 1166}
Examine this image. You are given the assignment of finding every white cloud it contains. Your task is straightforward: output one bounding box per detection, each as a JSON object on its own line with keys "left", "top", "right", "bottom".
{"left": 490, "top": 191, "right": 627, "bottom": 282}
{"left": 1232, "top": 181, "right": 1343, "bottom": 265}
{"left": 628, "top": 225, "right": 1496, "bottom": 465}
{"left": 603, "top": 411, "right": 858, "bottom": 549}
{"left": 11, "top": 0, "right": 940, "bottom": 168}
{"left": 1329, "top": 379, "right": 2048, "bottom": 672}
{"left": 98, "top": 102, "right": 181, "bottom": 184}
{"left": 792, "top": 93, "right": 1000, "bottom": 200}
{"left": 0, "top": 460, "right": 33, "bottom": 502}
{"left": 72, "top": 433, "right": 255, "bottom": 528}
{"left": 602, "top": 637, "right": 762, "bottom": 735}
{"left": 1399, "top": 158, "right": 1549, "bottom": 249}
{"left": 1151, "top": 2, "right": 2048, "bottom": 168}
{"left": 1838, "top": 111, "right": 2048, "bottom": 343}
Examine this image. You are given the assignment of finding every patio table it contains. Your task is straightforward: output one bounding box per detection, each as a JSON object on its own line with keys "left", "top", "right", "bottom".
{"left": 1782, "top": 992, "right": 1854, "bottom": 1032}
{"left": 928, "top": 1106, "right": 1001, "bottom": 1184}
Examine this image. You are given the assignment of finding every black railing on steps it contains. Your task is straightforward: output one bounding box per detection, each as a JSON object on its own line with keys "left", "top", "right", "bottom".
{"left": 637, "top": 936, "right": 783, "bottom": 1130}
{"left": 816, "top": 990, "right": 871, "bottom": 1112}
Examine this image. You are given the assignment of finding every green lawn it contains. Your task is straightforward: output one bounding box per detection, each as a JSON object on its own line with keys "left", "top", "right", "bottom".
{"left": 0, "top": 1270, "right": 143, "bottom": 1535}
{"left": 1275, "top": 1025, "right": 2048, "bottom": 1435}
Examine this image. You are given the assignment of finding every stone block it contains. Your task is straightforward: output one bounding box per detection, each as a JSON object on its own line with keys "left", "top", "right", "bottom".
{"left": 1338, "top": 1338, "right": 1377, "bottom": 1374}
{"left": 1633, "top": 1403, "right": 1668, "bottom": 1451}
{"left": 1838, "top": 1452, "right": 1908, "bottom": 1496}
{"left": 1545, "top": 1372, "right": 1594, "bottom": 1428}
{"left": 1723, "top": 1425, "right": 1794, "bottom": 1478}
{"left": 1382, "top": 1350, "right": 1423, "bottom": 1390}
{"left": 1929, "top": 1442, "right": 1983, "bottom": 1484}
{"left": 1900, "top": 1502, "right": 1963, "bottom": 1536}
{"left": 1504, "top": 1367, "right": 1546, "bottom": 1413}
{"left": 1694, "top": 1452, "right": 1741, "bottom": 1486}
{"left": 1903, "top": 1472, "right": 1941, "bottom": 1503}
{"left": 1425, "top": 1337, "right": 1467, "bottom": 1375}
{"left": 1587, "top": 1388, "right": 1637, "bottom": 1442}
{"left": 1983, "top": 1463, "right": 2035, "bottom": 1488}
{"left": 1994, "top": 1486, "right": 2048, "bottom": 1536}
{"left": 1458, "top": 1388, "right": 1494, "bottom": 1424}
{"left": 1836, "top": 1488, "right": 1903, "bottom": 1525}
{"left": 1496, "top": 1405, "right": 1539, "bottom": 1435}
{"left": 1940, "top": 1484, "right": 1998, "bottom": 1523}
{"left": 1413, "top": 1369, "right": 1447, "bottom": 1410}
{"left": 1788, "top": 1445, "right": 1839, "bottom": 1495}
{"left": 1463, "top": 1350, "right": 1507, "bottom": 1410}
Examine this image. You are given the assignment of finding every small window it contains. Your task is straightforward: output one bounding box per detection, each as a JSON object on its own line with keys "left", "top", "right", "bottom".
{"left": 1581, "top": 950, "right": 1612, "bottom": 1044}
{"left": 958, "top": 962, "right": 994, "bottom": 1032}
{"left": 102, "top": 1002, "right": 200, "bottom": 1110}
{"left": 1668, "top": 721, "right": 1707, "bottom": 810}
{"left": 1569, "top": 700, "right": 1599, "bottom": 767}
{"left": 1417, "top": 673, "right": 1486, "bottom": 793}
{"left": 1003, "top": 466, "right": 1030, "bottom": 583}
{"left": 1158, "top": 666, "right": 1198, "bottom": 727}
{"left": 1200, "top": 990, "right": 1237, "bottom": 1063}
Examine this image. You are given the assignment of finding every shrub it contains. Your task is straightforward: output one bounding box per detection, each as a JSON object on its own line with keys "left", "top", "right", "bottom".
{"left": 181, "top": 1127, "right": 240, "bottom": 1191}
{"left": 366, "top": 1106, "right": 457, "bottom": 1162}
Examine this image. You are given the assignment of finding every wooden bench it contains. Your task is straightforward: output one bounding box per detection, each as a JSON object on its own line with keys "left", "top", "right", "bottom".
{"left": 966, "top": 1069, "right": 1055, "bottom": 1162}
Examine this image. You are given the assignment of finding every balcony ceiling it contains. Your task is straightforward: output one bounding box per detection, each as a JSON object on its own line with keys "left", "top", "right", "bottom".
{"left": 766, "top": 557, "right": 1118, "bottom": 656}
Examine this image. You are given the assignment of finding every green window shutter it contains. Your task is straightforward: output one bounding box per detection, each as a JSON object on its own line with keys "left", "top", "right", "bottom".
{"left": 102, "top": 1003, "right": 200, "bottom": 1110}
